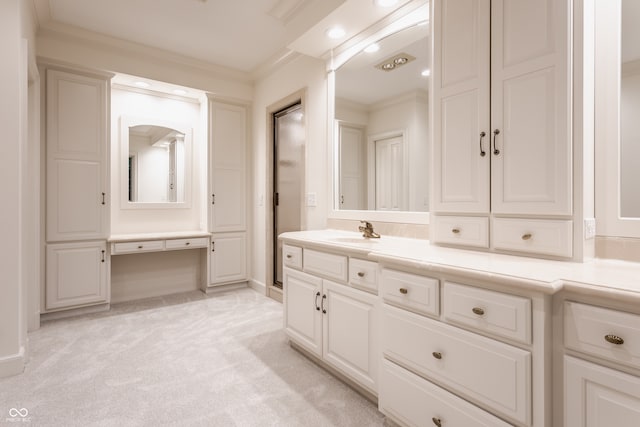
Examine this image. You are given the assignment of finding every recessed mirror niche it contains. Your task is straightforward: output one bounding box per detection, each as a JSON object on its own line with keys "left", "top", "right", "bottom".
{"left": 334, "top": 20, "right": 429, "bottom": 213}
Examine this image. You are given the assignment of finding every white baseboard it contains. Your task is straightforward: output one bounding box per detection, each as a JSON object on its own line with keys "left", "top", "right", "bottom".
{"left": 248, "top": 279, "right": 266, "bottom": 295}
{"left": 0, "top": 346, "right": 25, "bottom": 378}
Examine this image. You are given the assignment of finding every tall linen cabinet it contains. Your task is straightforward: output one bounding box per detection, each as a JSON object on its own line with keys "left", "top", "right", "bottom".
{"left": 206, "top": 96, "right": 248, "bottom": 289}
{"left": 430, "top": 0, "right": 575, "bottom": 259}
{"left": 43, "top": 64, "right": 112, "bottom": 311}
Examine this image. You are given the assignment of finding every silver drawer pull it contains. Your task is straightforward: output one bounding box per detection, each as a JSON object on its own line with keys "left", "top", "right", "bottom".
{"left": 604, "top": 334, "right": 624, "bottom": 345}
{"left": 451, "top": 228, "right": 461, "bottom": 234}
{"left": 286, "top": 254, "right": 292, "bottom": 259}
{"left": 432, "top": 417, "right": 442, "bottom": 427}
{"left": 399, "top": 288, "right": 408, "bottom": 295}
{"left": 357, "top": 272, "right": 365, "bottom": 277}
{"left": 522, "top": 233, "right": 532, "bottom": 241}
{"left": 472, "top": 307, "right": 485, "bottom": 316}
{"left": 432, "top": 352, "right": 442, "bottom": 360}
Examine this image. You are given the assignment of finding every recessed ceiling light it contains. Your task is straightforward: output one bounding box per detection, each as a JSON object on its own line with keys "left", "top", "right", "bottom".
{"left": 172, "top": 89, "right": 187, "bottom": 96}
{"left": 375, "top": 0, "right": 399, "bottom": 7}
{"left": 364, "top": 43, "right": 380, "bottom": 53}
{"left": 421, "top": 69, "right": 431, "bottom": 77}
{"left": 134, "top": 81, "right": 150, "bottom": 88}
{"left": 327, "top": 27, "right": 346, "bottom": 40}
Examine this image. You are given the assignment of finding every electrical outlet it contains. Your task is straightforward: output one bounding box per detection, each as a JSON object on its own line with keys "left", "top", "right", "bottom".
{"left": 306, "top": 192, "right": 317, "bottom": 207}
{"left": 584, "top": 218, "right": 596, "bottom": 239}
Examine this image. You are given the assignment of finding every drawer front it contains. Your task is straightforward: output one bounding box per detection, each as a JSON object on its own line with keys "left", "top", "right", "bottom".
{"left": 492, "top": 218, "right": 572, "bottom": 258}
{"left": 380, "top": 359, "right": 513, "bottom": 427}
{"left": 564, "top": 301, "right": 640, "bottom": 370}
{"left": 303, "top": 248, "right": 348, "bottom": 282}
{"left": 112, "top": 240, "right": 164, "bottom": 254}
{"left": 348, "top": 258, "right": 378, "bottom": 292}
{"left": 381, "top": 269, "right": 439, "bottom": 317}
{"left": 444, "top": 282, "right": 532, "bottom": 345}
{"left": 431, "top": 215, "right": 489, "bottom": 248}
{"left": 165, "top": 237, "right": 208, "bottom": 250}
{"left": 382, "top": 305, "right": 531, "bottom": 424}
{"left": 283, "top": 244, "right": 302, "bottom": 270}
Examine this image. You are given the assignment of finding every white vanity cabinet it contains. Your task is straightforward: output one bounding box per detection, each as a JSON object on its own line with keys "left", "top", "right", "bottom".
{"left": 45, "top": 241, "right": 108, "bottom": 310}
{"left": 207, "top": 97, "right": 248, "bottom": 288}
{"left": 283, "top": 247, "right": 379, "bottom": 394}
{"left": 379, "top": 267, "right": 547, "bottom": 427}
{"left": 563, "top": 301, "right": 640, "bottom": 427}
{"left": 431, "top": 0, "right": 573, "bottom": 257}
{"left": 43, "top": 64, "right": 112, "bottom": 312}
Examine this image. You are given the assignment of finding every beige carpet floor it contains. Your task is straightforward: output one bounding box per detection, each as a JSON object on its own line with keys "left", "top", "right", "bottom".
{"left": 0, "top": 287, "right": 389, "bottom": 427}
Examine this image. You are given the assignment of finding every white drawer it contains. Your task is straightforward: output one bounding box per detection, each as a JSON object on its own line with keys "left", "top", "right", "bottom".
{"left": 303, "top": 248, "right": 348, "bottom": 282}
{"left": 165, "top": 237, "right": 208, "bottom": 250}
{"left": 443, "top": 282, "right": 532, "bottom": 345}
{"left": 492, "top": 218, "right": 572, "bottom": 258}
{"left": 381, "top": 269, "right": 439, "bottom": 317}
{"left": 112, "top": 240, "right": 164, "bottom": 254}
{"left": 382, "top": 305, "right": 531, "bottom": 425}
{"left": 348, "top": 258, "right": 378, "bottom": 292}
{"left": 380, "top": 359, "right": 513, "bottom": 427}
{"left": 564, "top": 301, "right": 640, "bottom": 370}
{"left": 431, "top": 215, "right": 489, "bottom": 248}
{"left": 282, "top": 244, "right": 302, "bottom": 270}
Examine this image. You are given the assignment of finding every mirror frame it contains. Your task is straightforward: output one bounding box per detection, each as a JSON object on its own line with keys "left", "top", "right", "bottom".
{"left": 119, "top": 115, "right": 193, "bottom": 209}
{"left": 327, "top": 4, "right": 430, "bottom": 224}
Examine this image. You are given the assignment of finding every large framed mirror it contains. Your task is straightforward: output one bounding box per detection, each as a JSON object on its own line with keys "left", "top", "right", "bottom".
{"left": 329, "top": 4, "right": 429, "bottom": 223}
{"left": 595, "top": 0, "right": 640, "bottom": 237}
{"left": 120, "top": 116, "right": 193, "bottom": 209}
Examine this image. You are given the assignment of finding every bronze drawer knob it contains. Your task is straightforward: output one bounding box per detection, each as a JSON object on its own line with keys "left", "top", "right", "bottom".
{"left": 522, "top": 233, "right": 532, "bottom": 240}
{"left": 432, "top": 351, "right": 442, "bottom": 360}
{"left": 472, "top": 307, "right": 485, "bottom": 316}
{"left": 399, "top": 288, "right": 408, "bottom": 295}
{"left": 604, "top": 334, "right": 624, "bottom": 345}
{"left": 286, "top": 254, "right": 292, "bottom": 259}
{"left": 432, "top": 417, "right": 442, "bottom": 427}
{"left": 357, "top": 272, "right": 365, "bottom": 278}
{"left": 451, "top": 228, "right": 461, "bottom": 234}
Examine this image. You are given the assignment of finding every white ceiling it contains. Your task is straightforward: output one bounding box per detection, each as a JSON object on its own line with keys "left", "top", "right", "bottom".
{"left": 32, "top": 0, "right": 348, "bottom": 73}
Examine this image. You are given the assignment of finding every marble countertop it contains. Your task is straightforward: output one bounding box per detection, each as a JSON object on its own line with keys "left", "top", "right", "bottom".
{"left": 279, "top": 229, "right": 640, "bottom": 300}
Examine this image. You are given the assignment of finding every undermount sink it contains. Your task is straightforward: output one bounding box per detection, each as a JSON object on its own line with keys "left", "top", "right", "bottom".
{"left": 328, "top": 237, "right": 380, "bottom": 244}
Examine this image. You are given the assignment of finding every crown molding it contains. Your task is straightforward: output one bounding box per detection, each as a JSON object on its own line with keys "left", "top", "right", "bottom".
{"left": 36, "top": 20, "right": 253, "bottom": 84}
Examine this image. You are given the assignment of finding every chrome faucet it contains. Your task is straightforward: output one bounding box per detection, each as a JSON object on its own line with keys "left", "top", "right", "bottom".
{"left": 359, "top": 221, "right": 380, "bottom": 239}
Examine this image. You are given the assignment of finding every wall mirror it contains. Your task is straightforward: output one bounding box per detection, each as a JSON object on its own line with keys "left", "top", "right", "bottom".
{"left": 330, "top": 5, "right": 429, "bottom": 223}
{"left": 595, "top": 0, "right": 640, "bottom": 237}
{"left": 120, "top": 116, "right": 192, "bottom": 208}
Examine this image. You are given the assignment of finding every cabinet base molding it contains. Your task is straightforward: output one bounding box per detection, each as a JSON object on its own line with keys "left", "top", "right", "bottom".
{"left": 41, "top": 302, "right": 110, "bottom": 321}
{"left": 202, "top": 281, "right": 248, "bottom": 294}
{"left": 0, "top": 346, "right": 26, "bottom": 379}
{"left": 289, "top": 340, "right": 378, "bottom": 405}
{"left": 267, "top": 285, "right": 283, "bottom": 303}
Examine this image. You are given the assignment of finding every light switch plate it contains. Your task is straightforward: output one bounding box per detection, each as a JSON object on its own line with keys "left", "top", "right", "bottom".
{"left": 306, "top": 192, "right": 317, "bottom": 207}
{"left": 584, "top": 218, "right": 596, "bottom": 239}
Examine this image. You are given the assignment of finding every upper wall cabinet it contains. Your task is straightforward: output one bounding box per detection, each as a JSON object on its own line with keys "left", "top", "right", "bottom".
{"left": 46, "top": 68, "right": 111, "bottom": 241}
{"left": 431, "top": 0, "right": 573, "bottom": 257}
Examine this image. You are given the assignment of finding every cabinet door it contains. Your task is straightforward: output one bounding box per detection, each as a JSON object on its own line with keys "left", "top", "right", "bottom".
{"left": 46, "top": 69, "right": 109, "bottom": 241}
{"left": 209, "top": 100, "right": 246, "bottom": 232}
{"left": 283, "top": 268, "right": 323, "bottom": 358}
{"left": 209, "top": 232, "right": 246, "bottom": 285}
{"left": 565, "top": 356, "right": 640, "bottom": 427}
{"left": 490, "top": 0, "right": 571, "bottom": 215}
{"left": 46, "top": 241, "right": 108, "bottom": 310}
{"left": 323, "top": 280, "right": 378, "bottom": 392}
{"left": 432, "top": 0, "right": 491, "bottom": 214}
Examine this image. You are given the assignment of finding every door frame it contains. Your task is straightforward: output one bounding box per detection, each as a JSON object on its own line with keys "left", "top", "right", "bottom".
{"left": 265, "top": 89, "right": 307, "bottom": 301}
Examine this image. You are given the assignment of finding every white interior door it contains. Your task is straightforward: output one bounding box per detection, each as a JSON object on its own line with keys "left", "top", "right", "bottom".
{"left": 339, "top": 123, "right": 365, "bottom": 210}
{"left": 375, "top": 136, "right": 406, "bottom": 211}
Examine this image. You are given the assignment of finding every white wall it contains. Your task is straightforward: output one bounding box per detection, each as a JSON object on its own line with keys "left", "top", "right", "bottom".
{"left": 111, "top": 88, "right": 205, "bottom": 234}
{"left": 0, "top": 0, "right": 37, "bottom": 378}
{"left": 251, "top": 54, "right": 328, "bottom": 289}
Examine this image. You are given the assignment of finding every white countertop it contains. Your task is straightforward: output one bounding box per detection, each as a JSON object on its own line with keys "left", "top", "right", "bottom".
{"left": 279, "top": 229, "right": 640, "bottom": 300}
{"left": 109, "top": 230, "right": 211, "bottom": 242}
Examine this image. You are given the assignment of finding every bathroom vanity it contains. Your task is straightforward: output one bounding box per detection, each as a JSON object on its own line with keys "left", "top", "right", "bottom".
{"left": 280, "top": 230, "right": 640, "bottom": 427}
